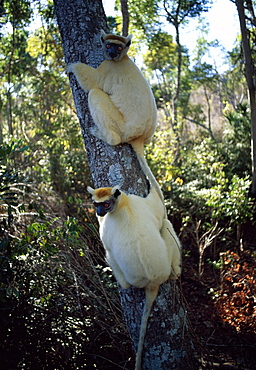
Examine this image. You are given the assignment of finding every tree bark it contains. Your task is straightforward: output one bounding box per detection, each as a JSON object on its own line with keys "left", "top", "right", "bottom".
{"left": 235, "top": 0, "right": 256, "bottom": 196}
{"left": 54, "top": 0, "right": 196, "bottom": 368}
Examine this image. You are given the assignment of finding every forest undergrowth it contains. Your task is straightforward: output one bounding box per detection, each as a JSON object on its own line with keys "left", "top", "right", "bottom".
{"left": 182, "top": 243, "right": 256, "bottom": 369}
{"left": 1, "top": 173, "right": 255, "bottom": 369}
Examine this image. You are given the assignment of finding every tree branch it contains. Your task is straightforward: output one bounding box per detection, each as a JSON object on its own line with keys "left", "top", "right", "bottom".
{"left": 185, "top": 116, "right": 215, "bottom": 140}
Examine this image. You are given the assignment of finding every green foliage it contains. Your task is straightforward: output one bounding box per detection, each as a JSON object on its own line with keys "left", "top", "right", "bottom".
{"left": 144, "top": 31, "right": 191, "bottom": 125}
{"left": 145, "top": 31, "right": 176, "bottom": 71}
{"left": 126, "top": 0, "right": 159, "bottom": 33}
{"left": 26, "top": 25, "right": 65, "bottom": 69}
{"left": 0, "top": 28, "right": 34, "bottom": 81}
{"left": 148, "top": 100, "right": 256, "bottom": 277}
{"left": 222, "top": 103, "right": 251, "bottom": 178}
{"left": 0, "top": 192, "right": 127, "bottom": 368}
{"left": 147, "top": 100, "right": 255, "bottom": 233}
{"left": 0, "top": 0, "right": 32, "bottom": 31}
{"left": 0, "top": 9, "right": 90, "bottom": 195}
{"left": 145, "top": 124, "right": 179, "bottom": 187}
{"left": 169, "top": 131, "right": 255, "bottom": 222}
{"left": 164, "top": 0, "right": 211, "bottom": 23}
{"left": 216, "top": 175, "right": 255, "bottom": 223}
{"left": 0, "top": 141, "right": 29, "bottom": 224}
{"left": 106, "top": 15, "right": 119, "bottom": 33}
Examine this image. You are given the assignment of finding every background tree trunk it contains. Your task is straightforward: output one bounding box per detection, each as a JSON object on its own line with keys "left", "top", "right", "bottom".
{"left": 121, "top": 0, "right": 129, "bottom": 36}
{"left": 235, "top": 0, "right": 256, "bottom": 196}
{"left": 54, "top": 0, "right": 196, "bottom": 368}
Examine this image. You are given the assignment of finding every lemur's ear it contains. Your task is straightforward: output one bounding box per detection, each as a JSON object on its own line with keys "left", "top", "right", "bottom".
{"left": 125, "top": 34, "right": 133, "bottom": 47}
{"left": 87, "top": 186, "right": 95, "bottom": 195}
{"left": 112, "top": 185, "right": 121, "bottom": 198}
{"left": 100, "top": 29, "right": 107, "bottom": 43}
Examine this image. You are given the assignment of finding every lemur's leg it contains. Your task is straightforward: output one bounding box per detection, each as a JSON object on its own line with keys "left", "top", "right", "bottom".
{"left": 88, "top": 88, "right": 124, "bottom": 146}
{"left": 160, "top": 219, "right": 181, "bottom": 279}
{"left": 106, "top": 252, "right": 130, "bottom": 289}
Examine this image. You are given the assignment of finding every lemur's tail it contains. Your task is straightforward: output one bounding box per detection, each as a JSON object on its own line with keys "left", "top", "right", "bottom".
{"left": 131, "top": 138, "right": 164, "bottom": 202}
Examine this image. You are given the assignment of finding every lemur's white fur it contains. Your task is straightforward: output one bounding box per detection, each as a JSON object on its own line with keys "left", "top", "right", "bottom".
{"left": 87, "top": 185, "right": 181, "bottom": 370}
{"left": 68, "top": 31, "right": 163, "bottom": 200}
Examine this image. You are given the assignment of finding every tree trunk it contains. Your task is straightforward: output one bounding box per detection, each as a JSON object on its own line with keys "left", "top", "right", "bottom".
{"left": 54, "top": 0, "right": 196, "bottom": 368}
{"left": 6, "top": 89, "right": 13, "bottom": 136}
{"left": 121, "top": 0, "right": 129, "bottom": 36}
{"left": 174, "top": 23, "right": 181, "bottom": 133}
{"left": 235, "top": 0, "right": 256, "bottom": 196}
{"left": 0, "top": 97, "right": 4, "bottom": 144}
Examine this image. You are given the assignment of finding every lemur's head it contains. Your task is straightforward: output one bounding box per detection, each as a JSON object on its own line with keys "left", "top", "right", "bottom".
{"left": 100, "top": 30, "right": 133, "bottom": 61}
{"left": 87, "top": 185, "right": 121, "bottom": 217}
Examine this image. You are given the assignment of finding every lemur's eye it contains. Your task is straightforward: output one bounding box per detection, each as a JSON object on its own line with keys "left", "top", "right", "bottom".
{"left": 104, "top": 202, "right": 111, "bottom": 208}
{"left": 106, "top": 44, "right": 111, "bottom": 49}
{"left": 117, "top": 46, "right": 123, "bottom": 51}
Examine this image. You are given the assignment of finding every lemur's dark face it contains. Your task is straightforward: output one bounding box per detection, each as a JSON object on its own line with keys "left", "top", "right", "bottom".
{"left": 91, "top": 188, "right": 121, "bottom": 217}
{"left": 104, "top": 42, "right": 126, "bottom": 61}
{"left": 93, "top": 198, "right": 116, "bottom": 217}
{"left": 101, "top": 34, "right": 132, "bottom": 61}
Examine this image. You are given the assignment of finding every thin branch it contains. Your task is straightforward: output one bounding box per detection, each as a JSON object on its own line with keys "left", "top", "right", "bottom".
{"left": 185, "top": 116, "right": 216, "bottom": 140}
